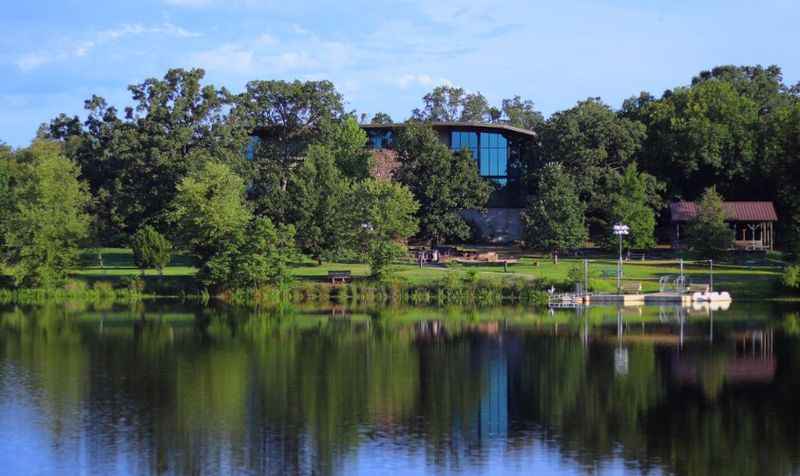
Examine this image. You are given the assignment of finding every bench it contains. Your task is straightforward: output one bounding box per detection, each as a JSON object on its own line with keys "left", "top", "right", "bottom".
{"left": 687, "top": 283, "right": 710, "bottom": 294}
{"left": 621, "top": 282, "right": 642, "bottom": 294}
{"left": 328, "top": 270, "right": 352, "bottom": 285}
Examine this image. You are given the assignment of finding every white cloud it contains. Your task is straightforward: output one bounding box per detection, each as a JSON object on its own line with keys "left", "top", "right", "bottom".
{"left": 16, "top": 53, "right": 52, "bottom": 72}
{"left": 391, "top": 74, "right": 454, "bottom": 89}
{"left": 15, "top": 22, "right": 200, "bottom": 72}
{"left": 98, "top": 23, "right": 201, "bottom": 41}
{"left": 192, "top": 44, "right": 256, "bottom": 74}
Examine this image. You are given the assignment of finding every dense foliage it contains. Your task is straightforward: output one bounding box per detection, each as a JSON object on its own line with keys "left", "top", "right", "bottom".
{"left": 130, "top": 225, "right": 172, "bottom": 275}
{"left": 351, "top": 179, "right": 419, "bottom": 278}
{"left": 522, "top": 163, "right": 587, "bottom": 253}
{"left": 2, "top": 141, "right": 91, "bottom": 286}
{"left": 685, "top": 187, "right": 735, "bottom": 257}
{"left": 394, "top": 122, "right": 490, "bottom": 243}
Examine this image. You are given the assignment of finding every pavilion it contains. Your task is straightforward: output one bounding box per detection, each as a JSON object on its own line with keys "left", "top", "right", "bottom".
{"left": 670, "top": 201, "right": 778, "bottom": 250}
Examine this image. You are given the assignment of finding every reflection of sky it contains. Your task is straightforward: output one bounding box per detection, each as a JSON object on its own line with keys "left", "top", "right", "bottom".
{"left": 343, "top": 439, "right": 661, "bottom": 475}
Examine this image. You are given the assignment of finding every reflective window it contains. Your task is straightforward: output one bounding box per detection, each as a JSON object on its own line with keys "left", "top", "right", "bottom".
{"left": 246, "top": 136, "right": 261, "bottom": 161}
{"left": 479, "top": 132, "right": 508, "bottom": 182}
{"left": 368, "top": 130, "right": 394, "bottom": 149}
{"left": 451, "top": 131, "right": 479, "bottom": 161}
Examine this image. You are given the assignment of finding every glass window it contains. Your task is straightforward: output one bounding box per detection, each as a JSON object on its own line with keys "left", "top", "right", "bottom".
{"left": 246, "top": 136, "right": 260, "bottom": 161}
{"left": 451, "top": 131, "right": 479, "bottom": 162}
{"left": 368, "top": 130, "right": 394, "bottom": 149}
{"left": 479, "top": 132, "right": 508, "bottom": 181}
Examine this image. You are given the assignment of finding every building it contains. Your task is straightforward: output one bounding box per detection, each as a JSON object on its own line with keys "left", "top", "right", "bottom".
{"left": 669, "top": 201, "right": 778, "bottom": 250}
{"left": 362, "top": 122, "right": 537, "bottom": 242}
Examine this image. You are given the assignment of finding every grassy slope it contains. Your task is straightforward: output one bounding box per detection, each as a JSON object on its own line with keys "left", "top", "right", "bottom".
{"left": 62, "top": 247, "right": 790, "bottom": 301}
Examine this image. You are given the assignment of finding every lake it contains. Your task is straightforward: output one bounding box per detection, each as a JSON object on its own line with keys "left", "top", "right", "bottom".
{"left": 0, "top": 301, "right": 798, "bottom": 475}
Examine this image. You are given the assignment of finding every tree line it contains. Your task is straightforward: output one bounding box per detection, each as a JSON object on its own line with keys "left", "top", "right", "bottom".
{"left": 0, "top": 64, "right": 798, "bottom": 289}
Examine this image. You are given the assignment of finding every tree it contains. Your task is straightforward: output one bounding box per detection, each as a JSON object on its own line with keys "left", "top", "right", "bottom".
{"left": 169, "top": 161, "right": 252, "bottom": 266}
{"left": 288, "top": 145, "right": 352, "bottom": 263}
{"left": 130, "top": 225, "right": 172, "bottom": 275}
{"left": 412, "top": 85, "right": 466, "bottom": 122}
{"left": 535, "top": 98, "right": 646, "bottom": 202}
{"left": 501, "top": 96, "right": 544, "bottom": 130}
{"left": 235, "top": 79, "right": 344, "bottom": 221}
{"left": 522, "top": 163, "right": 587, "bottom": 255}
{"left": 351, "top": 179, "right": 419, "bottom": 278}
{"left": 686, "top": 187, "right": 734, "bottom": 257}
{"left": 203, "top": 217, "right": 297, "bottom": 289}
{"left": 460, "top": 92, "right": 490, "bottom": 122}
{"left": 394, "top": 123, "right": 491, "bottom": 243}
{"left": 0, "top": 144, "right": 14, "bottom": 244}
{"left": 318, "top": 117, "right": 372, "bottom": 179}
{"left": 370, "top": 112, "right": 394, "bottom": 125}
{"left": 45, "top": 69, "right": 250, "bottom": 241}
{"left": 4, "top": 141, "right": 91, "bottom": 287}
{"left": 596, "top": 164, "right": 661, "bottom": 250}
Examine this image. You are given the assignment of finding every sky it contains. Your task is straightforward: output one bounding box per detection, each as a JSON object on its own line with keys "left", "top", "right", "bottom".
{"left": 2, "top": 0, "right": 799, "bottom": 147}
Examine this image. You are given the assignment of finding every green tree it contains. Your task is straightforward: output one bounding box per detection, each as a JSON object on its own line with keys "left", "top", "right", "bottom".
{"left": 288, "top": 145, "right": 352, "bottom": 263}
{"left": 4, "top": 141, "right": 91, "bottom": 287}
{"left": 45, "top": 69, "right": 250, "bottom": 241}
{"left": 522, "top": 163, "right": 587, "bottom": 254}
{"left": 203, "top": 217, "right": 297, "bottom": 289}
{"left": 319, "top": 117, "right": 372, "bottom": 179}
{"left": 370, "top": 112, "right": 394, "bottom": 125}
{"left": 535, "top": 98, "right": 646, "bottom": 203}
{"left": 596, "top": 164, "right": 661, "bottom": 250}
{"left": 169, "top": 161, "right": 252, "bottom": 266}
{"left": 235, "top": 79, "right": 344, "bottom": 221}
{"left": 0, "top": 144, "right": 14, "bottom": 244}
{"left": 686, "top": 187, "right": 734, "bottom": 257}
{"left": 130, "top": 225, "right": 172, "bottom": 275}
{"left": 394, "top": 123, "right": 490, "bottom": 243}
{"left": 412, "top": 85, "right": 466, "bottom": 122}
{"left": 351, "top": 179, "right": 419, "bottom": 278}
{"left": 501, "top": 96, "right": 544, "bottom": 130}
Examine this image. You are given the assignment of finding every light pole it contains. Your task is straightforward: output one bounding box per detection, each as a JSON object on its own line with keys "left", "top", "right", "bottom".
{"left": 613, "top": 224, "right": 630, "bottom": 294}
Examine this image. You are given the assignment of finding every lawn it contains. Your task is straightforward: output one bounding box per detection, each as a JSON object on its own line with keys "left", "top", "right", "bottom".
{"left": 62, "top": 247, "right": 790, "bottom": 301}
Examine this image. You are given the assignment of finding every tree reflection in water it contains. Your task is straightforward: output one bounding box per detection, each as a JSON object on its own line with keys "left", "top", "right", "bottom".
{"left": 0, "top": 302, "right": 798, "bottom": 475}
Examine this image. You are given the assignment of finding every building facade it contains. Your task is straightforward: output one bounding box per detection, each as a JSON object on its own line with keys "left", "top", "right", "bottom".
{"left": 362, "top": 122, "right": 536, "bottom": 242}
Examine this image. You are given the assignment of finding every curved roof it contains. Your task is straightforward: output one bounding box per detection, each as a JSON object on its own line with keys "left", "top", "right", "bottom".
{"left": 361, "top": 121, "right": 536, "bottom": 138}
{"left": 670, "top": 201, "right": 777, "bottom": 222}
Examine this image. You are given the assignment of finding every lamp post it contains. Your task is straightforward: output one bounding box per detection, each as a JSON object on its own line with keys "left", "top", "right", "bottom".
{"left": 613, "top": 224, "right": 630, "bottom": 294}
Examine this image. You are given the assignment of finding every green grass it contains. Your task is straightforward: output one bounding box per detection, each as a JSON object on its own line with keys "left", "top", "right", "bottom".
{"left": 0, "top": 247, "right": 792, "bottom": 302}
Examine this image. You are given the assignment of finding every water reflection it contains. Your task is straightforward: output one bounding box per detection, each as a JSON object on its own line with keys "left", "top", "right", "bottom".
{"left": 0, "top": 303, "right": 798, "bottom": 475}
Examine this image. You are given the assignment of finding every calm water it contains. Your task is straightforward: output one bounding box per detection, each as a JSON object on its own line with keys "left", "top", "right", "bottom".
{"left": 0, "top": 302, "right": 799, "bottom": 476}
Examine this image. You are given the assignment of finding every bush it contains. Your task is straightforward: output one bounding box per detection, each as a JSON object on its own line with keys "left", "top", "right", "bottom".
{"left": 130, "top": 225, "right": 172, "bottom": 274}
{"left": 783, "top": 265, "right": 800, "bottom": 290}
{"left": 63, "top": 279, "right": 88, "bottom": 294}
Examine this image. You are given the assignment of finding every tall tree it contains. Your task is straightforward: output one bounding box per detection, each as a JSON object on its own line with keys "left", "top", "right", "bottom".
{"left": 318, "top": 117, "right": 372, "bottom": 179}
{"left": 411, "top": 85, "right": 466, "bottom": 122}
{"left": 4, "top": 141, "right": 91, "bottom": 287}
{"left": 394, "top": 123, "right": 491, "bottom": 243}
{"left": 596, "top": 163, "right": 660, "bottom": 250}
{"left": 370, "top": 112, "right": 394, "bottom": 125}
{"left": 234, "top": 79, "right": 345, "bottom": 220}
{"left": 501, "top": 96, "right": 544, "bottom": 131}
{"left": 351, "top": 179, "right": 419, "bottom": 278}
{"left": 460, "top": 92, "right": 490, "bottom": 122}
{"left": 168, "top": 161, "right": 252, "bottom": 266}
{"left": 45, "top": 69, "right": 249, "bottom": 240}
{"left": 522, "top": 163, "right": 587, "bottom": 255}
{"left": 288, "top": 145, "right": 352, "bottom": 263}
{"left": 535, "top": 98, "right": 646, "bottom": 203}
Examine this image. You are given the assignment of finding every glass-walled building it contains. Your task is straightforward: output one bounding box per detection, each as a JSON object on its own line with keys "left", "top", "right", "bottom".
{"left": 362, "top": 122, "right": 535, "bottom": 200}
{"left": 361, "top": 122, "right": 535, "bottom": 242}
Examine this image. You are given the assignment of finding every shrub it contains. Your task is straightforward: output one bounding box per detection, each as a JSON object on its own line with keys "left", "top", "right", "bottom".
{"left": 783, "top": 265, "right": 800, "bottom": 290}
{"left": 131, "top": 225, "right": 172, "bottom": 275}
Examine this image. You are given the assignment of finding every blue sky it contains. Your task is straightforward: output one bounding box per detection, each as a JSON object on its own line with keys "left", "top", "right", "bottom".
{"left": 2, "top": 0, "right": 799, "bottom": 147}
